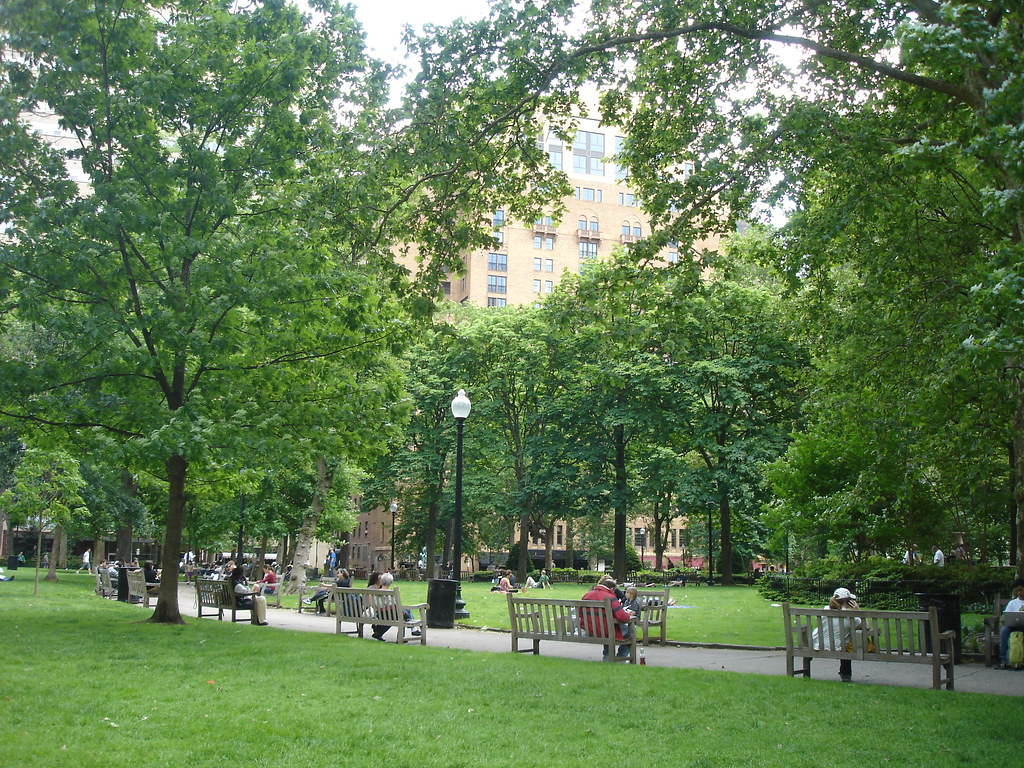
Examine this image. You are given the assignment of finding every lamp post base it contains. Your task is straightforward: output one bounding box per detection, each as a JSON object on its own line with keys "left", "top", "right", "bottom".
{"left": 454, "top": 582, "right": 469, "bottom": 620}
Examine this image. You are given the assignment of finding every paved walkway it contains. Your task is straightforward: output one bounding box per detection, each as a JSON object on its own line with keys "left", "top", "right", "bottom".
{"left": 179, "top": 585, "right": 1023, "bottom": 697}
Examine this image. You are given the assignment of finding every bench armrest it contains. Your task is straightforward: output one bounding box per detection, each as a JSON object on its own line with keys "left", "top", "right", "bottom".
{"left": 404, "top": 602, "right": 428, "bottom": 610}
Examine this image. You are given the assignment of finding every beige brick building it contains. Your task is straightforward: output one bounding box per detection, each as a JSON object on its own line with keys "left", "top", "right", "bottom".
{"left": 444, "top": 115, "right": 716, "bottom": 308}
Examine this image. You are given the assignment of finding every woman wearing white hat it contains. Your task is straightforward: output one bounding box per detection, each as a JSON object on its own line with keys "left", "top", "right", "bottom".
{"left": 811, "top": 587, "right": 861, "bottom": 682}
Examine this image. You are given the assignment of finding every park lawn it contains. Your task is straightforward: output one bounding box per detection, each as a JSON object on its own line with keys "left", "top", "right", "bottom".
{"left": 1, "top": 575, "right": 1019, "bottom": 768}
{"left": 390, "top": 580, "right": 787, "bottom": 647}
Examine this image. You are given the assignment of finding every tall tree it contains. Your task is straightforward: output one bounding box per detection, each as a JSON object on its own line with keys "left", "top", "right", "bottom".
{"left": 0, "top": 0, "right": 408, "bottom": 621}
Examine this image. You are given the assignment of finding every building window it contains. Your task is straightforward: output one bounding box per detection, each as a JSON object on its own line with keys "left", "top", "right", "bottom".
{"left": 670, "top": 529, "right": 677, "bottom": 548}
{"left": 544, "top": 236, "right": 554, "bottom": 250}
{"left": 633, "top": 225, "right": 642, "bottom": 237}
{"left": 621, "top": 223, "right": 631, "bottom": 236}
{"left": 493, "top": 209, "right": 505, "bottom": 228}
{"left": 578, "top": 218, "right": 587, "bottom": 230}
{"left": 533, "top": 257, "right": 542, "bottom": 271}
{"left": 545, "top": 258, "right": 554, "bottom": 271}
{"left": 488, "top": 252, "right": 507, "bottom": 271}
{"left": 573, "top": 129, "right": 605, "bottom": 176}
{"left": 533, "top": 235, "right": 542, "bottom": 249}
{"left": 579, "top": 241, "right": 598, "bottom": 259}
{"left": 487, "top": 297, "right": 506, "bottom": 307}
{"left": 667, "top": 251, "right": 679, "bottom": 263}
{"left": 544, "top": 280, "right": 553, "bottom": 293}
{"left": 618, "top": 192, "right": 637, "bottom": 207}
{"left": 614, "top": 135, "right": 628, "bottom": 180}
{"left": 493, "top": 229, "right": 504, "bottom": 244}
{"left": 682, "top": 160, "right": 694, "bottom": 180}
{"left": 535, "top": 215, "right": 554, "bottom": 227}
{"left": 364, "top": 521, "right": 369, "bottom": 536}
{"left": 487, "top": 275, "right": 507, "bottom": 294}
{"left": 556, "top": 526, "right": 563, "bottom": 545}
{"left": 533, "top": 279, "right": 541, "bottom": 293}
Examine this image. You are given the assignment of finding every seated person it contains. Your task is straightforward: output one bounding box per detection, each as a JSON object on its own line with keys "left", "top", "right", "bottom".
{"left": 0, "top": 566, "right": 13, "bottom": 582}
{"left": 254, "top": 566, "right": 279, "bottom": 595}
{"left": 618, "top": 586, "right": 642, "bottom": 639}
{"left": 143, "top": 560, "right": 160, "bottom": 595}
{"left": 307, "top": 569, "right": 351, "bottom": 615}
{"left": 230, "top": 565, "right": 268, "bottom": 626}
{"left": 370, "top": 572, "right": 419, "bottom": 639}
{"left": 998, "top": 581, "right": 1024, "bottom": 669}
{"left": 489, "top": 570, "right": 517, "bottom": 593}
{"left": 580, "top": 577, "right": 634, "bottom": 659}
{"left": 524, "top": 574, "right": 538, "bottom": 590}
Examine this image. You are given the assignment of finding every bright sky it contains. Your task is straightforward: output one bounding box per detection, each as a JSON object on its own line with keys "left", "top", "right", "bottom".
{"left": 349, "top": 0, "right": 492, "bottom": 64}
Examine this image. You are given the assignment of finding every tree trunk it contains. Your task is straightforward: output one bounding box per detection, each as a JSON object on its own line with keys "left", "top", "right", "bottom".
{"left": 285, "top": 455, "right": 331, "bottom": 595}
{"left": 150, "top": 453, "right": 187, "bottom": 624}
{"left": 44, "top": 524, "right": 61, "bottom": 581}
{"left": 718, "top": 480, "right": 734, "bottom": 585}
{"left": 57, "top": 526, "right": 68, "bottom": 570}
{"left": 424, "top": 496, "right": 439, "bottom": 580}
{"left": 1014, "top": 389, "right": 1024, "bottom": 579}
{"left": 516, "top": 512, "right": 530, "bottom": 584}
{"left": 565, "top": 520, "right": 574, "bottom": 570}
{"left": 613, "top": 423, "right": 628, "bottom": 582}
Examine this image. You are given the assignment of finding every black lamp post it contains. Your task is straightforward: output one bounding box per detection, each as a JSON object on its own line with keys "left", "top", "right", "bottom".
{"left": 389, "top": 500, "right": 398, "bottom": 572}
{"left": 639, "top": 527, "right": 646, "bottom": 569}
{"left": 451, "top": 389, "right": 471, "bottom": 619}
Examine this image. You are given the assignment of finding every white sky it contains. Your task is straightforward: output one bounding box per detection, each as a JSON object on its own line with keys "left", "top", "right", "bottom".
{"left": 349, "top": 0, "right": 492, "bottom": 64}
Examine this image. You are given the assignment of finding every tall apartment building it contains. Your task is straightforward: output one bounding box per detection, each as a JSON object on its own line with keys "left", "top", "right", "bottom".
{"left": 445, "top": 115, "right": 718, "bottom": 308}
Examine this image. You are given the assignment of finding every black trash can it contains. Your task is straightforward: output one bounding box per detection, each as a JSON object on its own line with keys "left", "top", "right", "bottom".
{"left": 7, "top": 555, "right": 19, "bottom": 571}
{"left": 916, "top": 593, "right": 962, "bottom": 663}
{"left": 427, "top": 578, "right": 458, "bottom": 629}
{"left": 117, "top": 566, "right": 130, "bottom": 602}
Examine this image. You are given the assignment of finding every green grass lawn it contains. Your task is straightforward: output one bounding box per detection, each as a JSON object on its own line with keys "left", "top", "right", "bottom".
{"left": 1, "top": 574, "right": 1018, "bottom": 768}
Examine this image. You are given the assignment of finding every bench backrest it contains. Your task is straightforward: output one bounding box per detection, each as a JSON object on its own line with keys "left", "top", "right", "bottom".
{"left": 507, "top": 594, "right": 621, "bottom": 642}
{"left": 329, "top": 586, "right": 404, "bottom": 621}
{"left": 783, "top": 603, "right": 946, "bottom": 659}
{"left": 197, "top": 578, "right": 235, "bottom": 607}
{"left": 636, "top": 588, "right": 669, "bottom": 618}
{"left": 126, "top": 570, "right": 145, "bottom": 596}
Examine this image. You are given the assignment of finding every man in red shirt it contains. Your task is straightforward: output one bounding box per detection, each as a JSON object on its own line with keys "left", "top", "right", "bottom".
{"left": 581, "top": 577, "right": 634, "bottom": 660}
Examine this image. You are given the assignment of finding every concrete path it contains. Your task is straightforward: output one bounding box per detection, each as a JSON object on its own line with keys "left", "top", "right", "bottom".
{"left": 178, "top": 585, "right": 1023, "bottom": 697}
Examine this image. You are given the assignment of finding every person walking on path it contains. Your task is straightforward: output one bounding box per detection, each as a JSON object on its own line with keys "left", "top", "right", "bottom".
{"left": 932, "top": 546, "right": 945, "bottom": 567}
{"left": 76, "top": 548, "right": 91, "bottom": 574}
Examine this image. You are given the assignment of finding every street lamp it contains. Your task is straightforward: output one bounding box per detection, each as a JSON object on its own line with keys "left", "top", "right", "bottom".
{"left": 451, "top": 389, "right": 471, "bottom": 619}
{"left": 638, "top": 527, "right": 646, "bottom": 569}
{"left": 389, "top": 500, "right": 398, "bottom": 572}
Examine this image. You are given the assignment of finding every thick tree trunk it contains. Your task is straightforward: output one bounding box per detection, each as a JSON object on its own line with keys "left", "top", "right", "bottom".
{"left": 516, "top": 512, "right": 530, "bottom": 584}
{"left": 284, "top": 455, "right": 331, "bottom": 595}
{"left": 1014, "top": 390, "right": 1024, "bottom": 579}
{"left": 565, "top": 520, "right": 574, "bottom": 569}
{"left": 613, "top": 424, "right": 627, "bottom": 582}
{"left": 719, "top": 482, "right": 734, "bottom": 585}
{"left": 424, "top": 496, "right": 439, "bottom": 580}
{"left": 57, "top": 527, "right": 67, "bottom": 570}
{"left": 150, "top": 453, "right": 186, "bottom": 624}
{"left": 44, "top": 524, "right": 61, "bottom": 581}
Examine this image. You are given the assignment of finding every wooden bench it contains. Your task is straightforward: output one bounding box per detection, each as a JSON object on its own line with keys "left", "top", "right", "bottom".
{"left": 507, "top": 593, "right": 637, "bottom": 663}
{"left": 783, "top": 603, "right": 954, "bottom": 690}
{"left": 125, "top": 570, "right": 160, "bottom": 607}
{"left": 983, "top": 595, "right": 1013, "bottom": 667}
{"left": 95, "top": 570, "right": 116, "bottom": 598}
{"left": 196, "top": 578, "right": 254, "bottom": 623}
{"left": 329, "top": 586, "right": 427, "bottom": 644}
{"left": 635, "top": 587, "right": 669, "bottom": 645}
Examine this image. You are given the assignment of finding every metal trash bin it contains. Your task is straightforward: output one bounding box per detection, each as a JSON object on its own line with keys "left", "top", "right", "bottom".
{"left": 7, "top": 555, "right": 19, "bottom": 571}
{"left": 916, "top": 593, "right": 962, "bottom": 663}
{"left": 426, "top": 578, "right": 458, "bottom": 629}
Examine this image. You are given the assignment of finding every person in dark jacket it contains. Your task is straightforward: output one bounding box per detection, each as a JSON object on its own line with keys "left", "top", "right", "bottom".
{"left": 581, "top": 577, "right": 634, "bottom": 660}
